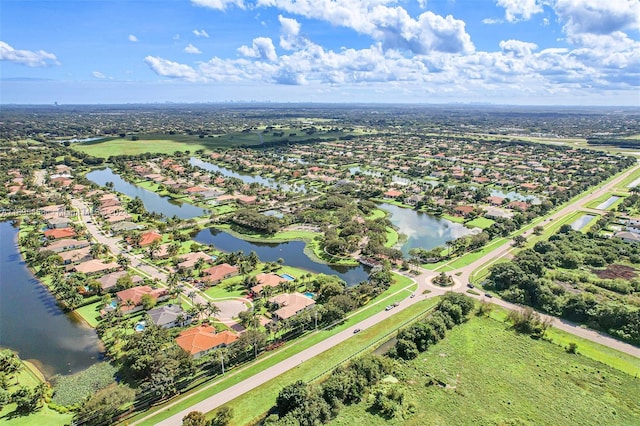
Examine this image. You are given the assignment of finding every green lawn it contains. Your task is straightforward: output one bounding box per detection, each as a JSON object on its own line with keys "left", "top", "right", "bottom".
{"left": 384, "top": 227, "right": 399, "bottom": 248}
{"left": 73, "top": 301, "right": 102, "bottom": 327}
{"left": 330, "top": 312, "right": 640, "bottom": 426}
{"left": 0, "top": 361, "right": 73, "bottom": 425}
{"left": 73, "top": 137, "right": 213, "bottom": 158}
{"left": 464, "top": 217, "right": 495, "bottom": 229}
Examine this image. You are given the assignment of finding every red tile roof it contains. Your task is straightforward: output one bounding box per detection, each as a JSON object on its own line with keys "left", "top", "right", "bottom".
{"left": 139, "top": 231, "right": 162, "bottom": 247}
{"left": 202, "top": 263, "right": 239, "bottom": 283}
{"left": 44, "top": 228, "right": 77, "bottom": 239}
{"left": 175, "top": 325, "right": 238, "bottom": 356}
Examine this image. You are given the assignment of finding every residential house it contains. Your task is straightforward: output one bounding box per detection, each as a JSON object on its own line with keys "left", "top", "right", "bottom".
{"left": 98, "top": 271, "right": 143, "bottom": 293}
{"left": 115, "top": 285, "right": 169, "bottom": 314}
{"left": 453, "top": 205, "right": 475, "bottom": 217}
{"left": 176, "top": 251, "right": 213, "bottom": 270}
{"left": 138, "top": 231, "right": 162, "bottom": 247}
{"left": 44, "top": 228, "right": 77, "bottom": 240}
{"left": 46, "top": 217, "right": 72, "bottom": 229}
{"left": 269, "top": 292, "right": 316, "bottom": 320}
{"left": 110, "top": 221, "right": 143, "bottom": 234}
{"left": 58, "top": 247, "right": 92, "bottom": 265}
{"left": 72, "top": 259, "right": 120, "bottom": 275}
{"left": 41, "top": 238, "right": 90, "bottom": 253}
{"left": 251, "top": 273, "right": 286, "bottom": 295}
{"left": 147, "top": 304, "right": 190, "bottom": 329}
{"left": 175, "top": 325, "right": 238, "bottom": 358}
{"left": 201, "top": 263, "right": 239, "bottom": 284}
{"left": 614, "top": 231, "right": 640, "bottom": 244}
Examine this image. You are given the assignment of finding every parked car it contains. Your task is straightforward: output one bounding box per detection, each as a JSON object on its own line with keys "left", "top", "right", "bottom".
{"left": 467, "top": 283, "right": 475, "bottom": 288}
{"left": 484, "top": 293, "right": 493, "bottom": 298}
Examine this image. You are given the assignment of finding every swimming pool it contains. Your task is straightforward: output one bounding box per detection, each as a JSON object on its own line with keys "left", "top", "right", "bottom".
{"left": 303, "top": 292, "right": 315, "bottom": 299}
{"left": 134, "top": 321, "right": 146, "bottom": 332}
{"left": 280, "top": 273, "right": 295, "bottom": 281}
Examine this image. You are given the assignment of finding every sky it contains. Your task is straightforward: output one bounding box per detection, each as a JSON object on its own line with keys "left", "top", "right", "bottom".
{"left": 1, "top": 0, "right": 639, "bottom": 105}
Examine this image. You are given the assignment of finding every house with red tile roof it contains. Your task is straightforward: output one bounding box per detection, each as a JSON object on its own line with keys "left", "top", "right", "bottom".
{"left": 115, "top": 285, "right": 169, "bottom": 313}
{"left": 44, "top": 228, "right": 77, "bottom": 240}
{"left": 453, "top": 205, "right": 475, "bottom": 217}
{"left": 138, "top": 231, "right": 162, "bottom": 247}
{"left": 201, "top": 263, "right": 239, "bottom": 284}
{"left": 176, "top": 251, "right": 213, "bottom": 270}
{"left": 175, "top": 325, "right": 238, "bottom": 358}
{"left": 384, "top": 189, "right": 403, "bottom": 198}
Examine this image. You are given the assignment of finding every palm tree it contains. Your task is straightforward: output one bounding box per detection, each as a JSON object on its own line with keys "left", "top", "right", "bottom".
{"left": 205, "top": 301, "right": 221, "bottom": 318}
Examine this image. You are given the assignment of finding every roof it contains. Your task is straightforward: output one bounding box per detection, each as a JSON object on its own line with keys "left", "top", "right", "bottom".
{"left": 116, "top": 285, "right": 168, "bottom": 309}
{"left": 44, "top": 228, "right": 77, "bottom": 239}
{"left": 110, "top": 221, "right": 142, "bottom": 232}
{"left": 41, "top": 238, "right": 90, "bottom": 252}
{"left": 614, "top": 231, "right": 640, "bottom": 243}
{"left": 202, "top": 263, "right": 239, "bottom": 282}
{"left": 58, "top": 246, "right": 91, "bottom": 263}
{"left": 73, "top": 259, "right": 120, "bottom": 274}
{"left": 98, "top": 270, "right": 143, "bottom": 291}
{"left": 139, "top": 231, "right": 162, "bottom": 247}
{"left": 251, "top": 273, "right": 286, "bottom": 293}
{"left": 176, "top": 325, "right": 238, "bottom": 356}
{"left": 269, "top": 292, "right": 316, "bottom": 320}
{"left": 177, "top": 251, "right": 212, "bottom": 269}
{"left": 147, "top": 304, "right": 185, "bottom": 327}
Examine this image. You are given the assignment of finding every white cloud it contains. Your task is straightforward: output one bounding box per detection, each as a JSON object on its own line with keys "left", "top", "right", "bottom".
{"left": 500, "top": 39, "right": 538, "bottom": 57}
{"left": 193, "top": 29, "right": 209, "bottom": 38}
{"left": 0, "top": 41, "right": 59, "bottom": 67}
{"left": 92, "top": 71, "right": 106, "bottom": 79}
{"left": 553, "top": 0, "right": 640, "bottom": 37}
{"left": 184, "top": 43, "right": 202, "bottom": 54}
{"left": 144, "top": 56, "right": 201, "bottom": 81}
{"left": 128, "top": 34, "right": 139, "bottom": 42}
{"left": 496, "top": 0, "right": 544, "bottom": 22}
{"left": 191, "top": 0, "right": 245, "bottom": 11}
{"left": 278, "top": 15, "right": 300, "bottom": 36}
{"left": 200, "top": 0, "right": 476, "bottom": 54}
{"left": 482, "top": 18, "right": 503, "bottom": 25}
{"left": 238, "top": 37, "right": 278, "bottom": 61}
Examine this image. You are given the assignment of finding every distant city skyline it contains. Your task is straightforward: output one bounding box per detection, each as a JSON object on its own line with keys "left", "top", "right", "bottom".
{"left": 1, "top": 0, "right": 639, "bottom": 105}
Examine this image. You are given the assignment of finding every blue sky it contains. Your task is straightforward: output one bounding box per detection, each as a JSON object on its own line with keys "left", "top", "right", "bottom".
{"left": 1, "top": 0, "right": 639, "bottom": 105}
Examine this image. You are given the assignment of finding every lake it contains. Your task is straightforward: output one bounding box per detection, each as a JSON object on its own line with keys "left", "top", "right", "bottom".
{"left": 379, "top": 203, "right": 477, "bottom": 256}
{"left": 0, "top": 221, "right": 102, "bottom": 378}
{"left": 86, "top": 167, "right": 207, "bottom": 219}
{"left": 189, "top": 157, "right": 306, "bottom": 193}
{"left": 193, "top": 228, "right": 370, "bottom": 286}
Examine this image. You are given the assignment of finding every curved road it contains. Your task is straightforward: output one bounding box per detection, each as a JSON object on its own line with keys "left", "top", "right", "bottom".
{"left": 143, "top": 162, "right": 640, "bottom": 426}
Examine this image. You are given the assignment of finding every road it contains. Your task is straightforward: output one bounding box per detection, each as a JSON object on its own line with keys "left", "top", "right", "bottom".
{"left": 145, "top": 163, "right": 640, "bottom": 426}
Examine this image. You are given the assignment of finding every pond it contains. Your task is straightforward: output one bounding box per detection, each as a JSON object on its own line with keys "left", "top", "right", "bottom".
{"left": 193, "top": 228, "right": 370, "bottom": 286}
{"left": 86, "top": 167, "right": 207, "bottom": 219}
{"left": 189, "top": 157, "right": 306, "bottom": 193}
{"left": 490, "top": 189, "right": 540, "bottom": 204}
{"left": 596, "top": 196, "right": 620, "bottom": 210}
{"left": 0, "top": 221, "right": 103, "bottom": 378}
{"left": 379, "top": 203, "right": 478, "bottom": 256}
{"left": 571, "top": 214, "right": 596, "bottom": 231}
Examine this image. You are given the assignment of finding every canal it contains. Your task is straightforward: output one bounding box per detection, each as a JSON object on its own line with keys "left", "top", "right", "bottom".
{"left": 0, "top": 221, "right": 102, "bottom": 378}
{"left": 86, "top": 167, "right": 206, "bottom": 219}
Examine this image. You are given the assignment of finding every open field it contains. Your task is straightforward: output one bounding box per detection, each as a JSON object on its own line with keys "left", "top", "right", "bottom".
{"left": 71, "top": 129, "right": 363, "bottom": 158}
{"left": 330, "top": 311, "right": 640, "bottom": 426}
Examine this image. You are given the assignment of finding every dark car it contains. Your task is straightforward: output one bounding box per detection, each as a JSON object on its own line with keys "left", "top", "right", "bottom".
{"left": 484, "top": 293, "right": 493, "bottom": 298}
{"left": 353, "top": 328, "right": 362, "bottom": 334}
{"left": 467, "top": 283, "right": 475, "bottom": 288}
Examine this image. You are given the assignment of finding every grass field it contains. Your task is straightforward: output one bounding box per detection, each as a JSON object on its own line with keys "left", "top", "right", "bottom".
{"left": 330, "top": 312, "right": 640, "bottom": 426}
{"left": 464, "top": 217, "right": 495, "bottom": 229}
{"left": 72, "top": 129, "right": 362, "bottom": 158}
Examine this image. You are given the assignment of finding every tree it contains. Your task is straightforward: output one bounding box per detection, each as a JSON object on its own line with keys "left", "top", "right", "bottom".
{"left": 513, "top": 235, "right": 527, "bottom": 247}
{"left": 205, "top": 301, "right": 221, "bottom": 318}
{"left": 210, "top": 406, "right": 234, "bottom": 426}
{"left": 276, "top": 380, "right": 307, "bottom": 416}
{"left": 182, "top": 411, "right": 208, "bottom": 426}
{"left": 140, "top": 294, "right": 157, "bottom": 310}
{"left": 74, "top": 384, "right": 135, "bottom": 425}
